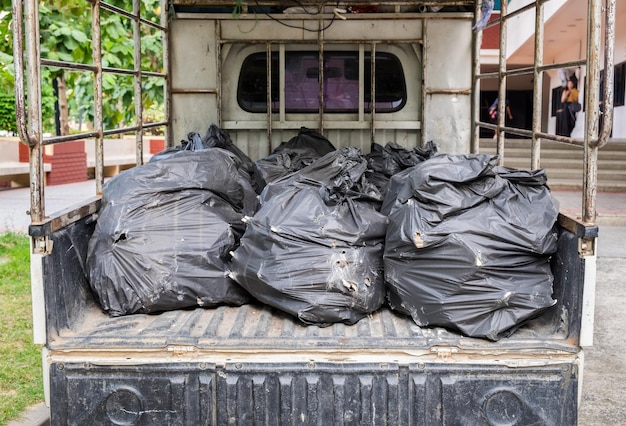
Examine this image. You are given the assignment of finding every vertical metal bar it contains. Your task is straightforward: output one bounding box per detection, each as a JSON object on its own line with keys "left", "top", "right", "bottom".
{"left": 370, "top": 43, "right": 376, "bottom": 144}
{"left": 595, "top": 0, "right": 615, "bottom": 149}
{"left": 358, "top": 44, "right": 364, "bottom": 123}
{"left": 216, "top": 21, "right": 222, "bottom": 128}
{"left": 133, "top": 0, "right": 143, "bottom": 166}
{"left": 24, "top": 0, "right": 44, "bottom": 223}
{"left": 161, "top": 0, "right": 171, "bottom": 147}
{"left": 12, "top": 0, "right": 30, "bottom": 147}
{"left": 279, "top": 44, "right": 285, "bottom": 124}
{"left": 531, "top": 0, "right": 544, "bottom": 171}
{"left": 496, "top": 0, "right": 508, "bottom": 165}
{"left": 92, "top": 0, "right": 104, "bottom": 195}
{"left": 266, "top": 42, "right": 272, "bottom": 151}
{"left": 421, "top": 21, "right": 428, "bottom": 148}
{"left": 471, "top": 0, "right": 483, "bottom": 153}
{"left": 318, "top": 24, "right": 324, "bottom": 133}
{"left": 582, "top": 0, "right": 602, "bottom": 224}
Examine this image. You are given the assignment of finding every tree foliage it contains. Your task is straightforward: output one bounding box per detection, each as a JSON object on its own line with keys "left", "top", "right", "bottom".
{"left": 0, "top": 0, "right": 164, "bottom": 133}
{"left": 0, "top": 92, "right": 16, "bottom": 133}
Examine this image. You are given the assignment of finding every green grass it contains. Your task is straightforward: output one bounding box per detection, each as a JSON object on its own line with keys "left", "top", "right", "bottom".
{"left": 0, "top": 232, "right": 44, "bottom": 425}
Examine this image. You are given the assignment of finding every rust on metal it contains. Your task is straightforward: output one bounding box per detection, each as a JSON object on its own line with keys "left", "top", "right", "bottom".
{"left": 12, "top": 0, "right": 32, "bottom": 148}
{"left": 15, "top": 0, "right": 169, "bottom": 227}
{"left": 92, "top": 0, "right": 105, "bottom": 195}
{"left": 162, "top": 0, "right": 172, "bottom": 147}
{"left": 266, "top": 42, "right": 273, "bottom": 150}
{"left": 594, "top": 0, "right": 615, "bottom": 149}
{"left": 531, "top": 0, "right": 544, "bottom": 171}
{"left": 494, "top": 0, "right": 508, "bottom": 166}
{"left": 473, "top": 0, "right": 616, "bottom": 227}
{"left": 470, "top": 0, "right": 482, "bottom": 153}
{"left": 133, "top": 0, "right": 145, "bottom": 167}
{"left": 24, "top": 0, "right": 45, "bottom": 223}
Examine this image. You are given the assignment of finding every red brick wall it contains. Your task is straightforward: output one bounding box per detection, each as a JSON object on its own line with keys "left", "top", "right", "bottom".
{"left": 18, "top": 141, "right": 52, "bottom": 163}
{"left": 149, "top": 137, "right": 165, "bottom": 154}
{"left": 46, "top": 140, "right": 87, "bottom": 185}
{"left": 18, "top": 141, "right": 29, "bottom": 163}
{"left": 19, "top": 140, "right": 87, "bottom": 185}
{"left": 481, "top": 14, "right": 501, "bottom": 50}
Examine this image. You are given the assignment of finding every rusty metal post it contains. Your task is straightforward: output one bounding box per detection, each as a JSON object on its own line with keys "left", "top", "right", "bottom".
{"left": 318, "top": 23, "right": 325, "bottom": 134}
{"left": 92, "top": 0, "right": 104, "bottom": 195}
{"left": 531, "top": 0, "right": 544, "bottom": 171}
{"left": 266, "top": 42, "right": 272, "bottom": 152}
{"left": 358, "top": 44, "right": 365, "bottom": 124}
{"left": 12, "top": 0, "right": 30, "bottom": 147}
{"left": 582, "top": 0, "right": 602, "bottom": 225}
{"left": 279, "top": 43, "right": 286, "bottom": 125}
{"left": 495, "top": 0, "right": 508, "bottom": 165}
{"left": 370, "top": 42, "right": 377, "bottom": 144}
{"left": 133, "top": 0, "right": 144, "bottom": 166}
{"left": 160, "top": 0, "right": 170, "bottom": 147}
{"left": 23, "top": 0, "right": 45, "bottom": 223}
{"left": 470, "top": 0, "right": 483, "bottom": 153}
{"left": 216, "top": 21, "right": 222, "bottom": 129}
{"left": 595, "top": 0, "right": 615, "bottom": 149}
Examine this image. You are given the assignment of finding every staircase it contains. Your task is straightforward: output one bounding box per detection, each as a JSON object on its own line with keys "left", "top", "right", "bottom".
{"left": 479, "top": 138, "right": 626, "bottom": 192}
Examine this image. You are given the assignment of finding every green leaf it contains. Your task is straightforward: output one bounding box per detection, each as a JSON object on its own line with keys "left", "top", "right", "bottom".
{"left": 70, "top": 29, "right": 88, "bottom": 44}
{"left": 63, "top": 37, "right": 78, "bottom": 52}
{"left": 106, "top": 25, "right": 119, "bottom": 40}
{"left": 57, "top": 51, "right": 73, "bottom": 62}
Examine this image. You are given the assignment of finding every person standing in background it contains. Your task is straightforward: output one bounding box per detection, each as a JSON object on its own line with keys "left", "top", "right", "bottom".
{"left": 556, "top": 75, "right": 580, "bottom": 137}
{"left": 488, "top": 98, "right": 513, "bottom": 139}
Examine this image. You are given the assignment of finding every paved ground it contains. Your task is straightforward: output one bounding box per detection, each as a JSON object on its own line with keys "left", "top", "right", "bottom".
{"left": 2, "top": 180, "right": 626, "bottom": 426}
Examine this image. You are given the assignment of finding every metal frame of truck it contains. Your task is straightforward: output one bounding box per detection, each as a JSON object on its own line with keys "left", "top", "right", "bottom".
{"left": 12, "top": 0, "right": 615, "bottom": 424}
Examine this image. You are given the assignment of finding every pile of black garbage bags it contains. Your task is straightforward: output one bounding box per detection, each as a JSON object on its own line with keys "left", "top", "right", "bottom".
{"left": 87, "top": 125, "right": 559, "bottom": 340}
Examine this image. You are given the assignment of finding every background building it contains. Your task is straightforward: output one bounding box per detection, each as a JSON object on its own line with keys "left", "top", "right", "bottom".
{"left": 480, "top": 0, "right": 625, "bottom": 139}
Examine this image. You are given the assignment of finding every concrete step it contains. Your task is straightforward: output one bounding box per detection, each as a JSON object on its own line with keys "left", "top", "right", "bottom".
{"left": 495, "top": 160, "right": 626, "bottom": 176}
{"left": 480, "top": 138, "right": 626, "bottom": 151}
{"left": 478, "top": 138, "right": 626, "bottom": 192}
{"left": 547, "top": 178, "right": 626, "bottom": 192}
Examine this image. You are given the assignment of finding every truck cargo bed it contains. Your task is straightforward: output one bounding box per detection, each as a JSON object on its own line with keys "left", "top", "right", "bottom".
{"left": 38, "top": 202, "right": 586, "bottom": 356}
{"left": 42, "top": 208, "right": 583, "bottom": 424}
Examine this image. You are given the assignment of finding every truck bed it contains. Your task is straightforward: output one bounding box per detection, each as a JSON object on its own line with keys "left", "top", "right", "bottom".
{"left": 38, "top": 200, "right": 586, "bottom": 356}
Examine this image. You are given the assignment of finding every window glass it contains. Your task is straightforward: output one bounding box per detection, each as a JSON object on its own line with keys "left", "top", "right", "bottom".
{"left": 238, "top": 51, "right": 406, "bottom": 113}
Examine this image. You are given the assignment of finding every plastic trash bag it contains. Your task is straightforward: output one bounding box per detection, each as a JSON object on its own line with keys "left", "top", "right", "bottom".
{"left": 87, "top": 148, "right": 256, "bottom": 316}
{"left": 366, "top": 141, "right": 437, "bottom": 192}
{"left": 254, "top": 127, "right": 336, "bottom": 189}
{"left": 230, "top": 147, "right": 387, "bottom": 326}
{"left": 151, "top": 124, "right": 262, "bottom": 193}
{"left": 383, "top": 154, "right": 558, "bottom": 340}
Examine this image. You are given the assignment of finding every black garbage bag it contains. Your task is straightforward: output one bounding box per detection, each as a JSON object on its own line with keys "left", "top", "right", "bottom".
{"left": 366, "top": 141, "right": 438, "bottom": 193}
{"left": 87, "top": 148, "right": 256, "bottom": 316}
{"left": 230, "top": 147, "right": 387, "bottom": 326}
{"left": 383, "top": 154, "right": 558, "bottom": 340}
{"left": 254, "top": 127, "right": 336, "bottom": 189}
{"left": 201, "top": 124, "right": 262, "bottom": 193}
{"left": 148, "top": 131, "right": 208, "bottom": 162}
{"left": 150, "top": 124, "right": 262, "bottom": 193}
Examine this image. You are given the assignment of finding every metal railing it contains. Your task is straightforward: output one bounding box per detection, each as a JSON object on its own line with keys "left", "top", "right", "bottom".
{"left": 12, "top": 0, "right": 169, "bottom": 224}
{"left": 473, "top": 0, "right": 615, "bottom": 226}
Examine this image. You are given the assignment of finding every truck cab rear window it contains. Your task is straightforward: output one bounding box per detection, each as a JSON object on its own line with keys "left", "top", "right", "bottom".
{"left": 238, "top": 52, "right": 406, "bottom": 113}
